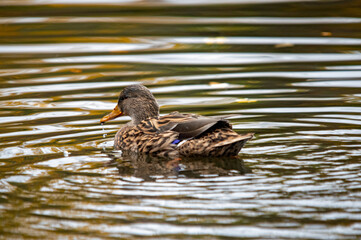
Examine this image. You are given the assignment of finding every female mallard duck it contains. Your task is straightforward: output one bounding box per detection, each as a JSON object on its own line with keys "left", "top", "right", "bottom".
{"left": 100, "top": 84, "right": 253, "bottom": 158}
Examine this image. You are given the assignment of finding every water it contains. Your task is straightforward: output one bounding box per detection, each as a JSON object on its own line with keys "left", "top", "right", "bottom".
{"left": 1, "top": 0, "right": 361, "bottom": 239}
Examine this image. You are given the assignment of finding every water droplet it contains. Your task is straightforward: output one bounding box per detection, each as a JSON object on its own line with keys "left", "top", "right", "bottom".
{"left": 63, "top": 150, "right": 69, "bottom": 157}
{"left": 101, "top": 122, "right": 107, "bottom": 138}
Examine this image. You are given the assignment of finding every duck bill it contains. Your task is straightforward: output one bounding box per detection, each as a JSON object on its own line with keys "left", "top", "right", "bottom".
{"left": 100, "top": 105, "right": 123, "bottom": 123}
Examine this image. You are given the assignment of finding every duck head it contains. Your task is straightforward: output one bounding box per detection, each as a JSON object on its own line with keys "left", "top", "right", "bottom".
{"left": 100, "top": 85, "right": 159, "bottom": 125}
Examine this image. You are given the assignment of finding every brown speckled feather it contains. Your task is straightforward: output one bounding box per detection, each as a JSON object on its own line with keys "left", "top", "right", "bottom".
{"left": 178, "top": 129, "right": 254, "bottom": 157}
{"left": 114, "top": 112, "right": 253, "bottom": 158}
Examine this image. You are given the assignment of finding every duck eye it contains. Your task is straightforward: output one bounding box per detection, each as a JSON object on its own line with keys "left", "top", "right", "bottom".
{"left": 118, "top": 95, "right": 127, "bottom": 103}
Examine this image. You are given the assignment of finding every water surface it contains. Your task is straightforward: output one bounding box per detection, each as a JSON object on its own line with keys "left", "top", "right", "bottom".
{"left": 0, "top": 0, "right": 361, "bottom": 239}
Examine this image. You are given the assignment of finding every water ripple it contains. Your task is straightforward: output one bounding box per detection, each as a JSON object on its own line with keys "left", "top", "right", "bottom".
{"left": 1, "top": 16, "right": 360, "bottom": 25}
{"left": 0, "top": 43, "right": 170, "bottom": 54}
{"left": 34, "top": 52, "right": 361, "bottom": 65}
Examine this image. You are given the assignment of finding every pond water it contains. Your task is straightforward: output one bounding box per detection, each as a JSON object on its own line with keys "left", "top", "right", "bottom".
{"left": 1, "top": 0, "right": 361, "bottom": 239}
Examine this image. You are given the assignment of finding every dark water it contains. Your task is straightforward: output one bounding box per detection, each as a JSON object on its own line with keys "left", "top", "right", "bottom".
{"left": 1, "top": 0, "right": 361, "bottom": 239}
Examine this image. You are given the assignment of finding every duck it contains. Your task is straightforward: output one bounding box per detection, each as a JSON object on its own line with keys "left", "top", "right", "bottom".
{"left": 100, "top": 84, "right": 254, "bottom": 159}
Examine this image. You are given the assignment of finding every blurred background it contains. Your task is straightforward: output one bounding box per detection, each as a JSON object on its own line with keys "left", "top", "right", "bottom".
{"left": 0, "top": 0, "right": 361, "bottom": 239}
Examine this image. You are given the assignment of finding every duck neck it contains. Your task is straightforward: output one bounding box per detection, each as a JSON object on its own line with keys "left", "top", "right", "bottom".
{"left": 128, "top": 98, "right": 159, "bottom": 125}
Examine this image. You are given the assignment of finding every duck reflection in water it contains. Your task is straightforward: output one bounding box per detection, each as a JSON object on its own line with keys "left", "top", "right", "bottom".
{"left": 105, "top": 150, "right": 251, "bottom": 181}
{"left": 100, "top": 85, "right": 254, "bottom": 159}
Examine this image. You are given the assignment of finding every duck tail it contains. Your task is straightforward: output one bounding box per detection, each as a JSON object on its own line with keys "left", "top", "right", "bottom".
{"left": 212, "top": 132, "right": 254, "bottom": 148}
{"left": 209, "top": 132, "right": 254, "bottom": 156}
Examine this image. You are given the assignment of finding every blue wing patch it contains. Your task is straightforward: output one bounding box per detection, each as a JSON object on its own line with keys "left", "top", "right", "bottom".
{"left": 171, "top": 139, "right": 181, "bottom": 144}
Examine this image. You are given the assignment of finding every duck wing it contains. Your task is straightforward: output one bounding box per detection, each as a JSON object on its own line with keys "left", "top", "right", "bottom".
{"left": 158, "top": 113, "right": 233, "bottom": 140}
{"left": 137, "top": 113, "right": 231, "bottom": 140}
{"left": 172, "top": 118, "right": 231, "bottom": 140}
